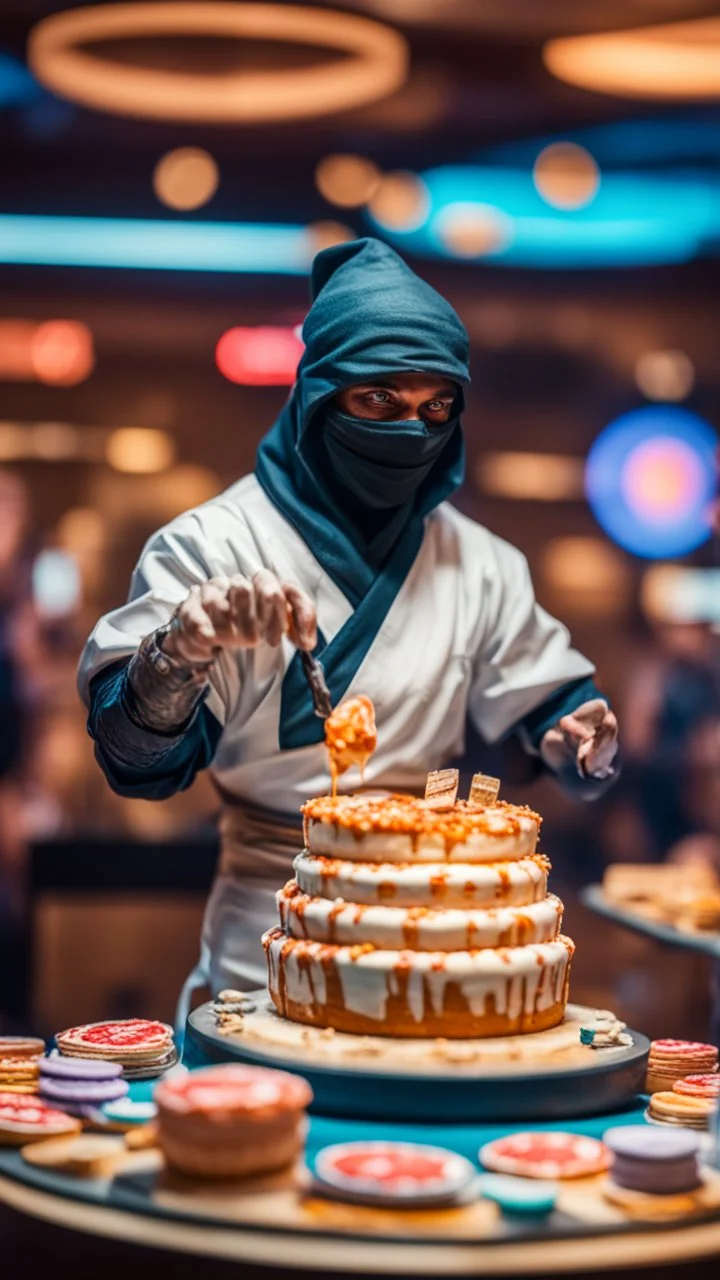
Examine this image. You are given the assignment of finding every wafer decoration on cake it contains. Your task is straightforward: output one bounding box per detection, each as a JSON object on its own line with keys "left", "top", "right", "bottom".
{"left": 424, "top": 769, "right": 459, "bottom": 809}
{"left": 264, "top": 724, "right": 575, "bottom": 1039}
{"left": 468, "top": 773, "right": 501, "bottom": 807}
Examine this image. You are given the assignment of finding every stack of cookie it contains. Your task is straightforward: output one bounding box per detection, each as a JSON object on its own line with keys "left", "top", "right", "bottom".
{"left": 647, "top": 1073, "right": 720, "bottom": 1131}
{"left": 39, "top": 1056, "right": 129, "bottom": 1120}
{"left": 55, "top": 1019, "right": 176, "bottom": 1081}
{"left": 0, "top": 1037, "right": 45, "bottom": 1095}
{"left": 645, "top": 1040, "right": 718, "bottom": 1094}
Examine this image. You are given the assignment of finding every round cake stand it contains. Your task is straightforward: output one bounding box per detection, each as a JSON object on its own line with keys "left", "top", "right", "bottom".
{"left": 184, "top": 996, "right": 649, "bottom": 1122}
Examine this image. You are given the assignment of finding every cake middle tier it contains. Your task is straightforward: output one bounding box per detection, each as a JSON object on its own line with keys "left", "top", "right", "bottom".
{"left": 277, "top": 882, "right": 563, "bottom": 950}
{"left": 294, "top": 852, "right": 550, "bottom": 908}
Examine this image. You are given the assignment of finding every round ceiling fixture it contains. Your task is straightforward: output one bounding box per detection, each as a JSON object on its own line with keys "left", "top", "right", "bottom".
{"left": 28, "top": 2, "right": 409, "bottom": 123}
{"left": 543, "top": 18, "right": 720, "bottom": 101}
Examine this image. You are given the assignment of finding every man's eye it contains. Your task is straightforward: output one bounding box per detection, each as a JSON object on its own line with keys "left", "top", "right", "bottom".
{"left": 427, "top": 400, "right": 450, "bottom": 412}
{"left": 367, "top": 391, "right": 390, "bottom": 404}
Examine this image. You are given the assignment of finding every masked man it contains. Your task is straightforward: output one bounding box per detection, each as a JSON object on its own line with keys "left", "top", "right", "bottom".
{"left": 79, "top": 238, "right": 618, "bottom": 1017}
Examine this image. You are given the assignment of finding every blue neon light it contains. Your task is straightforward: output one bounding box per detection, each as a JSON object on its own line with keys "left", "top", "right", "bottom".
{"left": 0, "top": 215, "right": 313, "bottom": 274}
{"left": 369, "top": 165, "right": 719, "bottom": 268}
{"left": 585, "top": 407, "right": 718, "bottom": 559}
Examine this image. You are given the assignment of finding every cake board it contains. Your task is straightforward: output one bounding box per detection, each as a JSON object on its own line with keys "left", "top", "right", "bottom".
{"left": 183, "top": 995, "right": 649, "bottom": 1122}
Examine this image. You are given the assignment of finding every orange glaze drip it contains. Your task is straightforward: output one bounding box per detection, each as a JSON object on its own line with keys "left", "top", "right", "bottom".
{"left": 324, "top": 696, "right": 378, "bottom": 798}
{"left": 303, "top": 793, "right": 541, "bottom": 842}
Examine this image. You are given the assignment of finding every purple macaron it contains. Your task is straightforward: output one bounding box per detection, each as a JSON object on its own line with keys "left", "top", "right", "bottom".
{"left": 40, "top": 1055, "right": 123, "bottom": 1081}
{"left": 604, "top": 1125, "right": 701, "bottom": 1195}
{"left": 40, "top": 1076, "right": 129, "bottom": 1105}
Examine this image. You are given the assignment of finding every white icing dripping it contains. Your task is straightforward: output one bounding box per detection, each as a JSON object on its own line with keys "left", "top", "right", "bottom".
{"left": 406, "top": 967, "right": 425, "bottom": 1023}
{"left": 284, "top": 948, "right": 312, "bottom": 1007}
{"left": 309, "top": 957, "right": 327, "bottom": 1006}
{"left": 426, "top": 967, "right": 450, "bottom": 1017}
{"left": 336, "top": 955, "right": 390, "bottom": 1022}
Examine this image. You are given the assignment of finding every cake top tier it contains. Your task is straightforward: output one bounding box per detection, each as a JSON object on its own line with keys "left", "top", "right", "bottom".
{"left": 303, "top": 793, "right": 541, "bottom": 841}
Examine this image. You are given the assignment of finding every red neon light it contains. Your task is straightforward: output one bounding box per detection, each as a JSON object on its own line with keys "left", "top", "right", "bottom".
{"left": 215, "top": 326, "right": 304, "bottom": 386}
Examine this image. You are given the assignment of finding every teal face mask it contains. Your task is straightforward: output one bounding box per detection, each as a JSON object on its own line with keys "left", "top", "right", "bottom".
{"left": 322, "top": 407, "right": 459, "bottom": 510}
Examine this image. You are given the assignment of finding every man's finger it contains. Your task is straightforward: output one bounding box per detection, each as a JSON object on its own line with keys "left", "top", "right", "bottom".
{"left": 199, "top": 581, "right": 233, "bottom": 634}
{"left": 180, "top": 587, "right": 216, "bottom": 641}
{"left": 228, "top": 576, "right": 259, "bottom": 646}
{"left": 283, "top": 581, "right": 317, "bottom": 651}
{"left": 253, "top": 570, "right": 288, "bottom": 647}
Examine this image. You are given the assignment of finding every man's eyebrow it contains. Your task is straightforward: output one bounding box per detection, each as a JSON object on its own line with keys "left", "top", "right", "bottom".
{"left": 354, "top": 378, "right": 455, "bottom": 395}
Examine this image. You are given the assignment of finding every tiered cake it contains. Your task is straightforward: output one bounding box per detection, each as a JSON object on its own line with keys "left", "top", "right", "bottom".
{"left": 263, "top": 789, "right": 575, "bottom": 1039}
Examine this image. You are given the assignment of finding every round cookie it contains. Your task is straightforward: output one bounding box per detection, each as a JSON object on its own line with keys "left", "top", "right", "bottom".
{"left": 674, "top": 1075, "right": 720, "bottom": 1099}
{"left": 0, "top": 1094, "right": 81, "bottom": 1145}
{"left": 480, "top": 1132, "right": 609, "bottom": 1180}
{"left": 0, "top": 1037, "right": 44, "bottom": 1059}
{"left": 648, "top": 1091, "right": 714, "bottom": 1126}
{"left": 315, "top": 1141, "right": 476, "bottom": 1205}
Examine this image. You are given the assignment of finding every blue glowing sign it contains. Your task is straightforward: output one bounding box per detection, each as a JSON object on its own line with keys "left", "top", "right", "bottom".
{"left": 585, "top": 407, "right": 717, "bottom": 559}
{"left": 0, "top": 215, "right": 313, "bottom": 274}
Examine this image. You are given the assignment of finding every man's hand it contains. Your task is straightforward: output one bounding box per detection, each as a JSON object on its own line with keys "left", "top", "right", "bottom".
{"left": 540, "top": 698, "right": 619, "bottom": 780}
{"left": 161, "top": 570, "right": 317, "bottom": 666}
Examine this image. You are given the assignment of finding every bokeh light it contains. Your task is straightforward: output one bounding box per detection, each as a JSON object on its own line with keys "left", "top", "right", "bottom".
{"left": 434, "top": 203, "right": 512, "bottom": 258}
{"left": 368, "top": 171, "right": 430, "bottom": 231}
{"left": 32, "top": 423, "right": 81, "bottom": 459}
{"left": 541, "top": 537, "right": 631, "bottom": 617}
{"left": 307, "top": 221, "right": 356, "bottom": 253}
{"left": 585, "top": 406, "right": 718, "bottom": 558}
{"left": 105, "top": 428, "right": 176, "bottom": 474}
{"left": 215, "top": 326, "right": 305, "bottom": 387}
{"left": 543, "top": 18, "right": 720, "bottom": 101}
{"left": 476, "top": 452, "right": 584, "bottom": 501}
{"left": 635, "top": 349, "right": 695, "bottom": 402}
{"left": 641, "top": 565, "right": 720, "bottom": 625}
{"left": 32, "top": 548, "right": 82, "bottom": 618}
{"left": 153, "top": 147, "right": 219, "bottom": 211}
{"left": 533, "top": 143, "right": 600, "bottom": 211}
{"left": 315, "top": 154, "right": 381, "bottom": 208}
{"left": 31, "top": 320, "right": 94, "bottom": 385}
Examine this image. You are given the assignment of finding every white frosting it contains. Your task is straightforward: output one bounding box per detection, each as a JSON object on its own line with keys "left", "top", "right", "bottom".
{"left": 307, "top": 811, "right": 538, "bottom": 863}
{"left": 293, "top": 852, "right": 548, "bottom": 908}
{"left": 278, "top": 887, "right": 563, "bottom": 951}
{"left": 266, "top": 933, "right": 573, "bottom": 1025}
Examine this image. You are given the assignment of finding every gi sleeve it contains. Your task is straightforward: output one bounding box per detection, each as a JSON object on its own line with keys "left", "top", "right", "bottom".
{"left": 87, "top": 658, "right": 222, "bottom": 799}
{"left": 78, "top": 511, "right": 249, "bottom": 797}
{"left": 467, "top": 536, "right": 601, "bottom": 745}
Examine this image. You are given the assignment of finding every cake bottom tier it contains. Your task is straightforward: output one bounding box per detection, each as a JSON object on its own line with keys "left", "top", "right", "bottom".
{"left": 263, "top": 928, "right": 575, "bottom": 1039}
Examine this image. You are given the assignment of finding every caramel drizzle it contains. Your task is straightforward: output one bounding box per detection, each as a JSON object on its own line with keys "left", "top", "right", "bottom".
{"left": 303, "top": 793, "right": 541, "bottom": 841}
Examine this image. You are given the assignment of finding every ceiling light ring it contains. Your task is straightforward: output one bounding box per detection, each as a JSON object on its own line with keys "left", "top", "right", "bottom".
{"left": 28, "top": 2, "right": 409, "bottom": 122}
